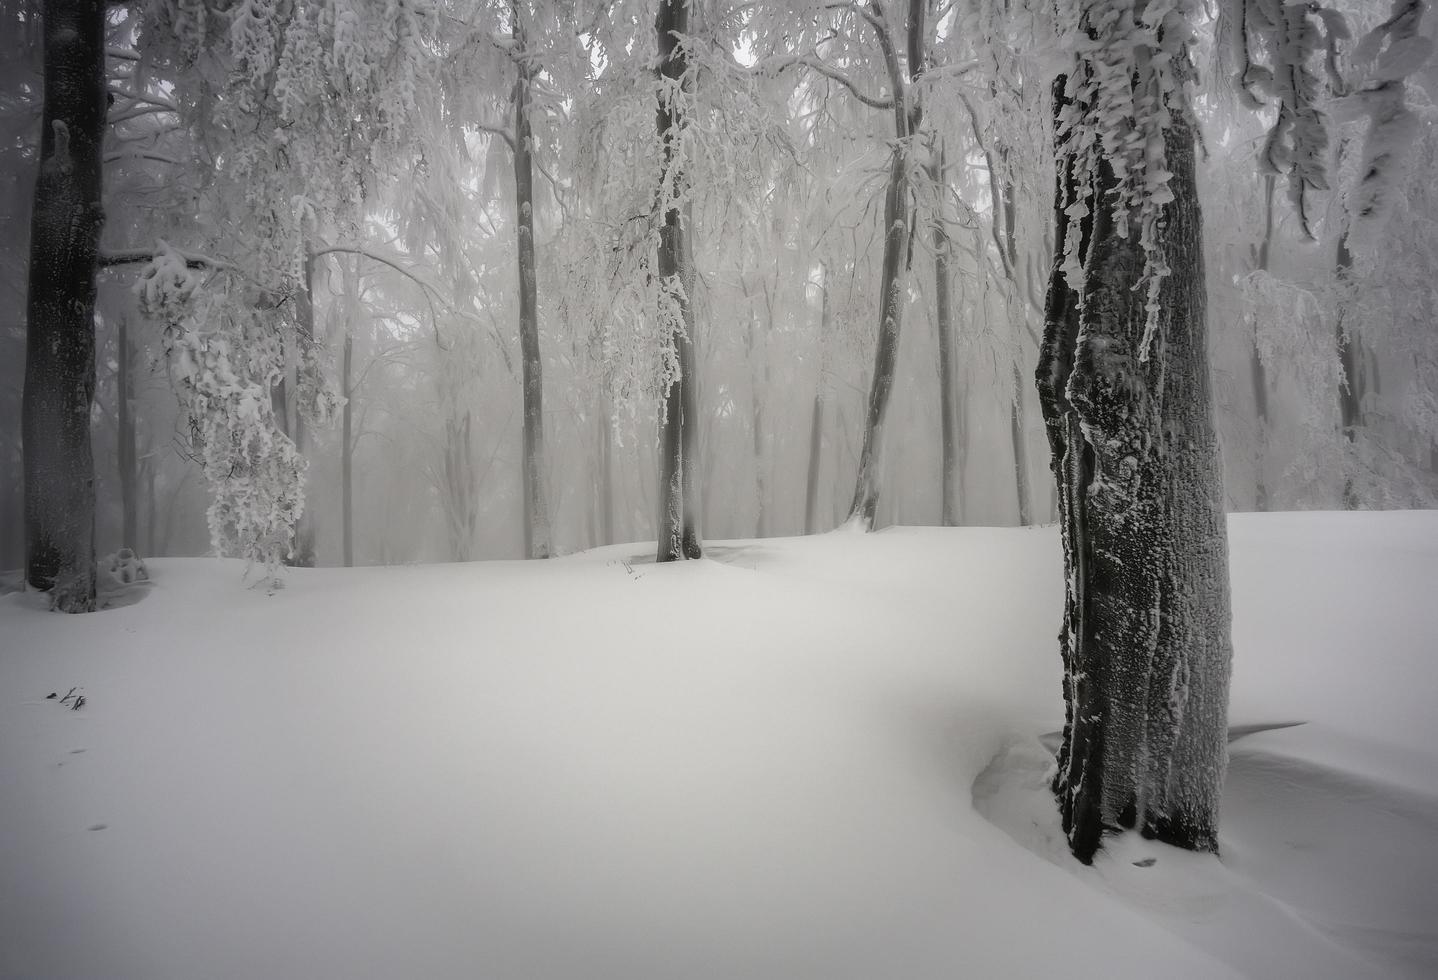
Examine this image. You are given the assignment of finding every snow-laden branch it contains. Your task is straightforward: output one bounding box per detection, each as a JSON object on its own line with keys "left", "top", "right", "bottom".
{"left": 743, "top": 53, "right": 894, "bottom": 110}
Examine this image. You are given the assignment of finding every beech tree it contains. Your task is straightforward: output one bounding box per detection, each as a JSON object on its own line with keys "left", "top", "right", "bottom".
{"left": 23, "top": 0, "right": 106, "bottom": 610}
{"left": 1037, "top": 5, "right": 1232, "bottom": 862}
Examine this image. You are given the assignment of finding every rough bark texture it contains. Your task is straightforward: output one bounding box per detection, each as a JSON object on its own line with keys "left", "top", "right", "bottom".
{"left": 654, "top": 0, "right": 701, "bottom": 562}
{"left": 23, "top": 0, "right": 106, "bottom": 610}
{"left": 513, "top": 1, "right": 551, "bottom": 558}
{"left": 1037, "top": 77, "right": 1233, "bottom": 864}
{"left": 929, "top": 147, "right": 961, "bottom": 527}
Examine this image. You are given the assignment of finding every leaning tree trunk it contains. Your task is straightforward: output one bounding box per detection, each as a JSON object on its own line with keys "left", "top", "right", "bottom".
{"left": 513, "top": 2, "right": 551, "bottom": 558}
{"left": 23, "top": 0, "right": 106, "bottom": 610}
{"left": 654, "top": 0, "right": 701, "bottom": 562}
{"left": 847, "top": 17, "right": 913, "bottom": 529}
{"left": 1037, "top": 76, "right": 1232, "bottom": 864}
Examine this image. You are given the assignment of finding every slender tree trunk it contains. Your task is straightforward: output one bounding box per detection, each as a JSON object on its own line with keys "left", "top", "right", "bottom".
{"left": 848, "top": 13, "right": 912, "bottom": 530}
{"left": 1037, "top": 72, "right": 1232, "bottom": 864}
{"left": 117, "top": 317, "right": 139, "bottom": 553}
{"left": 929, "top": 145, "right": 961, "bottom": 527}
{"left": 598, "top": 388, "right": 614, "bottom": 546}
{"left": 289, "top": 250, "right": 318, "bottom": 566}
{"left": 654, "top": 0, "right": 701, "bottom": 562}
{"left": 1335, "top": 230, "right": 1365, "bottom": 509}
{"left": 1250, "top": 175, "right": 1275, "bottom": 510}
{"left": 513, "top": 2, "right": 550, "bottom": 558}
{"left": 342, "top": 331, "right": 353, "bottom": 567}
{"left": 805, "top": 272, "right": 831, "bottom": 535}
{"left": 746, "top": 299, "right": 767, "bottom": 537}
{"left": 23, "top": 0, "right": 105, "bottom": 610}
{"left": 1010, "top": 365, "right": 1032, "bottom": 525}
{"left": 145, "top": 464, "right": 157, "bottom": 556}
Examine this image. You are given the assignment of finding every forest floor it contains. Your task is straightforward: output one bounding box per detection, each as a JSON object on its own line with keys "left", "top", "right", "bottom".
{"left": 2, "top": 512, "right": 1436, "bottom": 979}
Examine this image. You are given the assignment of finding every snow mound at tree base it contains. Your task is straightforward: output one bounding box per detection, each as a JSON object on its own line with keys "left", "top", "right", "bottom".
{"left": 1, "top": 512, "right": 1435, "bottom": 979}
{"left": 974, "top": 721, "right": 1438, "bottom": 978}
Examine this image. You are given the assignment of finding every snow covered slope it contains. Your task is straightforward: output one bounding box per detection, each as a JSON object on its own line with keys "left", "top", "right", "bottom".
{"left": 2, "top": 512, "right": 1435, "bottom": 979}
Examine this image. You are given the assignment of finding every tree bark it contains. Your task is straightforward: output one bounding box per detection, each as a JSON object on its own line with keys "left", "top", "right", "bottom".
{"left": 1250, "top": 175, "right": 1275, "bottom": 511}
{"left": 117, "top": 316, "right": 139, "bottom": 553}
{"left": 342, "top": 331, "right": 353, "bottom": 567}
{"left": 805, "top": 271, "right": 831, "bottom": 535}
{"left": 847, "top": 7, "right": 912, "bottom": 530}
{"left": 654, "top": 0, "right": 701, "bottom": 562}
{"left": 288, "top": 250, "right": 318, "bottom": 566}
{"left": 929, "top": 144, "right": 961, "bottom": 527}
{"left": 1335, "top": 229, "right": 1364, "bottom": 510}
{"left": 1037, "top": 73, "right": 1232, "bottom": 864}
{"left": 23, "top": 0, "right": 106, "bottom": 610}
{"left": 513, "top": 0, "right": 551, "bottom": 558}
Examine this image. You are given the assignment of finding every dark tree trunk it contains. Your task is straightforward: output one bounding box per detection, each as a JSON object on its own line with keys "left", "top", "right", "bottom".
{"left": 654, "top": 0, "right": 701, "bottom": 562}
{"left": 929, "top": 145, "right": 961, "bottom": 527}
{"left": 1250, "top": 176, "right": 1275, "bottom": 510}
{"left": 23, "top": 0, "right": 106, "bottom": 610}
{"left": 117, "top": 317, "right": 139, "bottom": 553}
{"left": 341, "top": 331, "right": 353, "bottom": 567}
{"left": 1334, "top": 230, "right": 1365, "bottom": 510}
{"left": 1037, "top": 73, "right": 1232, "bottom": 864}
{"left": 513, "top": 1, "right": 550, "bottom": 558}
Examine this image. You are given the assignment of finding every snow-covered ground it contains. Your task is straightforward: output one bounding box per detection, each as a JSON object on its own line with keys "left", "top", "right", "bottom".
{"left": 2, "top": 512, "right": 1435, "bottom": 979}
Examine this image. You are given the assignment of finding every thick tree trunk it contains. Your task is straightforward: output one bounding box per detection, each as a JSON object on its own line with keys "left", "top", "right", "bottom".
{"left": 1038, "top": 76, "right": 1232, "bottom": 864}
{"left": 23, "top": 0, "right": 106, "bottom": 610}
{"left": 654, "top": 0, "right": 701, "bottom": 562}
{"left": 929, "top": 147, "right": 961, "bottom": 527}
{"left": 117, "top": 317, "right": 139, "bottom": 553}
{"left": 342, "top": 331, "right": 353, "bottom": 567}
{"left": 513, "top": 3, "right": 551, "bottom": 558}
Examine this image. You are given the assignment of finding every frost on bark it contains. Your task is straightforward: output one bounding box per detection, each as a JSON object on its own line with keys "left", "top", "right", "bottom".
{"left": 513, "top": 1, "right": 550, "bottom": 559}
{"left": 847, "top": 5, "right": 913, "bottom": 531}
{"left": 23, "top": 0, "right": 106, "bottom": 611}
{"left": 654, "top": 0, "right": 701, "bottom": 563}
{"left": 1038, "top": 75, "right": 1233, "bottom": 864}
